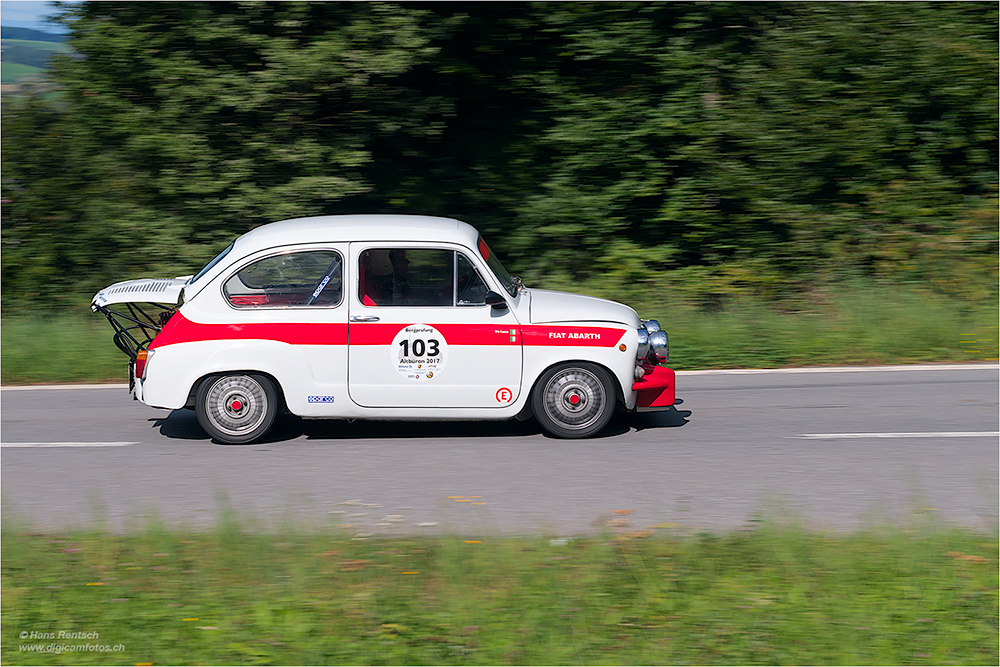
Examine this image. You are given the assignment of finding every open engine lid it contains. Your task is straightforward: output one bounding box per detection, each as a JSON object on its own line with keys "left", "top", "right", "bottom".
{"left": 91, "top": 276, "right": 192, "bottom": 309}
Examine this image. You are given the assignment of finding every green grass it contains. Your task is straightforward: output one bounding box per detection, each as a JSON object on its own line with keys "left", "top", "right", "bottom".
{"left": 633, "top": 282, "right": 998, "bottom": 370}
{"left": 1, "top": 315, "right": 128, "bottom": 384}
{"left": 1, "top": 284, "right": 997, "bottom": 385}
{"left": 2, "top": 517, "right": 996, "bottom": 665}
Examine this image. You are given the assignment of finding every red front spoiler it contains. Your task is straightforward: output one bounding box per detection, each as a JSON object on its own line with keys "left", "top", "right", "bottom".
{"left": 632, "top": 365, "right": 675, "bottom": 411}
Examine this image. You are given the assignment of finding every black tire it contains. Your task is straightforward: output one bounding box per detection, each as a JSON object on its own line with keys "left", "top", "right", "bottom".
{"left": 196, "top": 373, "right": 278, "bottom": 444}
{"left": 532, "top": 363, "right": 617, "bottom": 438}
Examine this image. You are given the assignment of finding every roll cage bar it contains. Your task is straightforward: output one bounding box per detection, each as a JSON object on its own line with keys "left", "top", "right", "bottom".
{"left": 93, "top": 302, "right": 176, "bottom": 362}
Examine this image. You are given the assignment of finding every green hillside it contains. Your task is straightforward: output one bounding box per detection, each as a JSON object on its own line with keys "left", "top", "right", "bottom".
{"left": 2, "top": 38, "right": 67, "bottom": 52}
{"left": 1, "top": 61, "right": 45, "bottom": 84}
{"left": 1, "top": 35, "right": 68, "bottom": 83}
{"left": 0, "top": 26, "right": 65, "bottom": 42}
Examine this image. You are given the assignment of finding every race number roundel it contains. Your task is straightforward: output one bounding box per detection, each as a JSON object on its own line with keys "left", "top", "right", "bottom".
{"left": 391, "top": 324, "right": 448, "bottom": 381}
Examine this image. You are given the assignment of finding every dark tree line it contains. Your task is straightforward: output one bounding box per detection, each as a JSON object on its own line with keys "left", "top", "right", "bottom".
{"left": 2, "top": 1, "right": 996, "bottom": 311}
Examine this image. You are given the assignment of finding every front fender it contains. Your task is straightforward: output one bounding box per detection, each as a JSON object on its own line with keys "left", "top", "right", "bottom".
{"left": 520, "top": 323, "right": 638, "bottom": 410}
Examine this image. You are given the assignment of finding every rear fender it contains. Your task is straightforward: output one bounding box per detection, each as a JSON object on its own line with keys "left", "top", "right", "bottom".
{"left": 140, "top": 339, "right": 308, "bottom": 411}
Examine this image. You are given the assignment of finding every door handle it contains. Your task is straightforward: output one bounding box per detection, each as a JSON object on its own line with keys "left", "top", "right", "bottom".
{"left": 350, "top": 315, "right": 380, "bottom": 322}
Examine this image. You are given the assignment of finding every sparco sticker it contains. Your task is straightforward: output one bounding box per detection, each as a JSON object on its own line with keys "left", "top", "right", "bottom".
{"left": 391, "top": 324, "right": 448, "bottom": 381}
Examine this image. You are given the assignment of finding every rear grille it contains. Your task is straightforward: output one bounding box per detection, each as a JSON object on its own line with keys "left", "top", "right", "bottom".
{"left": 107, "top": 280, "right": 171, "bottom": 295}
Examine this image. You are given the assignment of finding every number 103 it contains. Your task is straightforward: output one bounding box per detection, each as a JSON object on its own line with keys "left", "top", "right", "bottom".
{"left": 399, "top": 338, "right": 440, "bottom": 357}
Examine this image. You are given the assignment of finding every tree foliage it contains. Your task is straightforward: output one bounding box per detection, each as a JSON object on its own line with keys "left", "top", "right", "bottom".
{"left": 511, "top": 2, "right": 998, "bottom": 301}
{"left": 2, "top": 1, "right": 996, "bottom": 311}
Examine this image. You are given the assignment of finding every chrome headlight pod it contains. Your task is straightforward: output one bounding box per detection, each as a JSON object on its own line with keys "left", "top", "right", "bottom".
{"left": 649, "top": 330, "right": 668, "bottom": 362}
{"left": 643, "top": 319, "right": 660, "bottom": 333}
{"left": 635, "top": 326, "right": 650, "bottom": 361}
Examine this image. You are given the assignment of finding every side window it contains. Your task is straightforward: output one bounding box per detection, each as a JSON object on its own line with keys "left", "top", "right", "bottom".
{"left": 224, "top": 250, "right": 342, "bottom": 308}
{"left": 359, "top": 248, "right": 455, "bottom": 307}
{"left": 456, "top": 253, "right": 488, "bottom": 305}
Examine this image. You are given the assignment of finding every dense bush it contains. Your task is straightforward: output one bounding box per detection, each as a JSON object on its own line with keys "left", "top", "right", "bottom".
{"left": 2, "top": 2, "right": 996, "bottom": 311}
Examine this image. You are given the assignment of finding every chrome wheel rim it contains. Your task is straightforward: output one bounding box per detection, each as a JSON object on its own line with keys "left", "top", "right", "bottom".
{"left": 205, "top": 376, "right": 268, "bottom": 437}
{"left": 542, "top": 368, "right": 605, "bottom": 431}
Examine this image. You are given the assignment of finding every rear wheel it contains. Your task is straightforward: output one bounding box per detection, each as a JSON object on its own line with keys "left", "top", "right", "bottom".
{"left": 532, "top": 363, "right": 616, "bottom": 438}
{"left": 196, "top": 374, "right": 278, "bottom": 444}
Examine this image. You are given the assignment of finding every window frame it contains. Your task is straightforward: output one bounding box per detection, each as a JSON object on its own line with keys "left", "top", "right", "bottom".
{"left": 222, "top": 247, "right": 345, "bottom": 310}
{"left": 357, "top": 246, "right": 491, "bottom": 308}
{"left": 455, "top": 251, "right": 490, "bottom": 307}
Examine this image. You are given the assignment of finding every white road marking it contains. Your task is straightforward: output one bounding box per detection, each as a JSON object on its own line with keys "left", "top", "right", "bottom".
{"left": 1, "top": 442, "right": 139, "bottom": 448}
{"left": 795, "top": 432, "right": 999, "bottom": 440}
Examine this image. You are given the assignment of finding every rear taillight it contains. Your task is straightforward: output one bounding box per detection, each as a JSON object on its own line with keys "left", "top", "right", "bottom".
{"left": 135, "top": 349, "right": 154, "bottom": 379}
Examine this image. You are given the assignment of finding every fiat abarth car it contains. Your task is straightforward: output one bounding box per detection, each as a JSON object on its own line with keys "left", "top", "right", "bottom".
{"left": 92, "top": 215, "right": 674, "bottom": 443}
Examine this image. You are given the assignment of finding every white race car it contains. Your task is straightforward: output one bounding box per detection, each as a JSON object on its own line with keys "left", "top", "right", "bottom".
{"left": 92, "top": 215, "right": 673, "bottom": 443}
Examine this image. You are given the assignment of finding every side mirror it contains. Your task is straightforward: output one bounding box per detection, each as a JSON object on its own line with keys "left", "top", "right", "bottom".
{"left": 485, "top": 291, "right": 508, "bottom": 310}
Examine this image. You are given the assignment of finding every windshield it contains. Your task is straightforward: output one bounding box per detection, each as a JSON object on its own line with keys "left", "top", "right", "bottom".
{"left": 478, "top": 236, "right": 518, "bottom": 297}
{"left": 188, "top": 242, "right": 234, "bottom": 285}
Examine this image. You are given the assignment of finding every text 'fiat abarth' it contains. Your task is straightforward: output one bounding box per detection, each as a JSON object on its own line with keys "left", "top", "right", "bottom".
{"left": 92, "top": 215, "right": 674, "bottom": 443}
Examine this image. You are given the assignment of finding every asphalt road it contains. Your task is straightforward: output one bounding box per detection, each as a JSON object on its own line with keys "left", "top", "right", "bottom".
{"left": 2, "top": 365, "right": 997, "bottom": 535}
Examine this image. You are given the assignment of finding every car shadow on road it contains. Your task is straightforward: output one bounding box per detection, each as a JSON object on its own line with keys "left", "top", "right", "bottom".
{"left": 631, "top": 402, "right": 692, "bottom": 432}
{"left": 151, "top": 409, "right": 544, "bottom": 444}
{"left": 151, "top": 399, "right": 691, "bottom": 445}
{"left": 599, "top": 401, "right": 691, "bottom": 437}
{"left": 150, "top": 410, "right": 211, "bottom": 441}
{"left": 288, "top": 416, "right": 549, "bottom": 441}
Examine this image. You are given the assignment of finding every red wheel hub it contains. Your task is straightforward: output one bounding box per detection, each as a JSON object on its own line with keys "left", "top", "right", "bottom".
{"left": 231, "top": 400, "right": 242, "bottom": 411}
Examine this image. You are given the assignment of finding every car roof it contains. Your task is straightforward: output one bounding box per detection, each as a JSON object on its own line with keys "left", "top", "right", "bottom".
{"left": 231, "top": 214, "right": 479, "bottom": 257}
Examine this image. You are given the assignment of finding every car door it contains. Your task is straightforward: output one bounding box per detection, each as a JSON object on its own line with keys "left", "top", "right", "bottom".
{"left": 217, "top": 243, "right": 350, "bottom": 416}
{"left": 347, "top": 243, "right": 523, "bottom": 409}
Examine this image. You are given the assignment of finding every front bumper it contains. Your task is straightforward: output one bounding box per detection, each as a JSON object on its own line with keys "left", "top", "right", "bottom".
{"left": 632, "top": 366, "right": 675, "bottom": 412}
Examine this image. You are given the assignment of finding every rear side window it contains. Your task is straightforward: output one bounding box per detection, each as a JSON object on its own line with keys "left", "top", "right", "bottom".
{"left": 224, "top": 250, "right": 343, "bottom": 308}
{"left": 190, "top": 242, "right": 234, "bottom": 285}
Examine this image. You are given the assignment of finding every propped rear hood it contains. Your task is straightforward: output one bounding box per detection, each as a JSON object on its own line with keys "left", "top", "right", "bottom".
{"left": 527, "top": 288, "right": 640, "bottom": 327}
{"left": 91, "top": 276, "right": 192, "bottom": 309}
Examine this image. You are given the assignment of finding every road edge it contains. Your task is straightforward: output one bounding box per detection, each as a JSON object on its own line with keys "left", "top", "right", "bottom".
{"left": 2, "top": 362, "right": 996, "bottom": 390}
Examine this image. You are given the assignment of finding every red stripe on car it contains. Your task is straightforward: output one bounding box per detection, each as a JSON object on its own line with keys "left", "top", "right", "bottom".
{"left": 347, "top": 325, "right": 623, "bottom": 346}
{"left": 520, "top": 326, "right": 625, "bottom": 347}
{"left": 348, "top": 324, "right": 520, "bottom": 346}
{"left": 150, "top": 313, "right": 349, "bottom": 348}
{"left": 151, "top": 315, "right": 623, "bottom": 349}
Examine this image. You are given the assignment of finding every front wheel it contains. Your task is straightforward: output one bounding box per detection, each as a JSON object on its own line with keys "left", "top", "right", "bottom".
{"left": 196, "top": 374, "right": 278, "bottom": 444}
{"left": 532, "top": 363, "right": 617, "bottom": 438}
